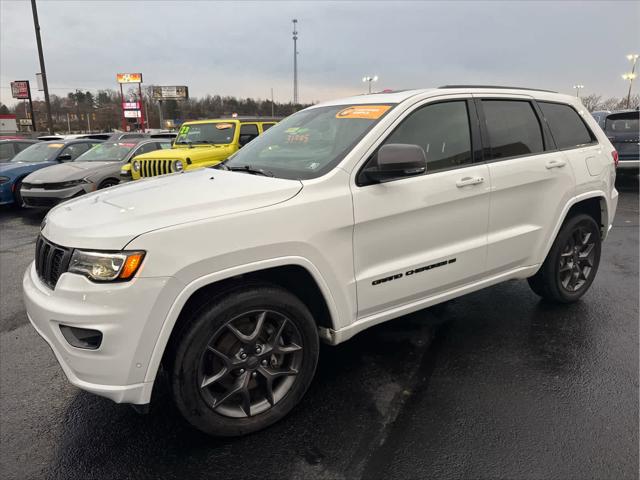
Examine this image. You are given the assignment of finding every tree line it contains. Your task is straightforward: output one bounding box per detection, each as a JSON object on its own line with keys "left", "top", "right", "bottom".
{"left": 0, "top": 90, "right": 638, "bottom": 134}
{"left": 1, "top": 87, "right": 312, "bottom": 133}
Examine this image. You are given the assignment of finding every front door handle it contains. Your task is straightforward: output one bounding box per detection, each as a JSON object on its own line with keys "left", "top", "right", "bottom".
{"left": 545, "top": 159, "right": 566, "bottom": 169}
{"left": 456, "top": 176, "right": 485, "bottom": 188}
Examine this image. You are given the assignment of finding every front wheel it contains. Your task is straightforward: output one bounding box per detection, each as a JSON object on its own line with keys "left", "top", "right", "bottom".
{"left": 169, "top": 285, "right": 319, "bottom": 436}
{"left": 527, "top": 214, "right": 601, "bottom": 303}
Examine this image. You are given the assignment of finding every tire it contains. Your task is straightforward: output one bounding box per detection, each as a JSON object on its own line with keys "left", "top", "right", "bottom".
{"left": 98, "top": 179, "right": 118, "bottom": 189}
{"left": 527, "top": 214, "right": 601, "bottom": 303}
{"left": 13, "top": 178, "right": 24, "bottom": 208}
{"left": 169, "top": 284, "right": 319, "bottom": 436}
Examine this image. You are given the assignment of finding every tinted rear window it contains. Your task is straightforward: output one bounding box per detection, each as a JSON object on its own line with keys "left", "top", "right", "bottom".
{"left": 482, "top": 100, "right": 544, "bottom": 159}
{"left": 605, "top": 112, "right": 639, "bottom": 134}
{"left": 539, "top": 102, "right": 595, "bottom": 149}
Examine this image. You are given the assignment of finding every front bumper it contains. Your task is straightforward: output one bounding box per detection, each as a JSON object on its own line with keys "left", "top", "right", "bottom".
{"left": 21, "top": 184, "right": 94, "bottom": 208}
{"left": 23, "top": 262, "right": 178, "bottom": 404}
{"left": 0, "top": 182, "right": 15, "bottom": 205}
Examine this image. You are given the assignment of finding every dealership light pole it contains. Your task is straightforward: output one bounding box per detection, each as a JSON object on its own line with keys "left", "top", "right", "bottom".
{"left": 30, "top": 0, "right": 54, "bottom": 134}
{"left": 572, "top": 84, "right": 584, "bottom": 99}
{"left": 622, "top": 53, "right": 639, "bottom": 109}
{"left": 292, "top": 19, "right": 299, "bottom": 104}
{"left": 363, "top": 75, "right": 378, "bottom": 94}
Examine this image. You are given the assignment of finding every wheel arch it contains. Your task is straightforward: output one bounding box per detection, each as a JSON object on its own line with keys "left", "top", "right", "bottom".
{"left": 144, "top": 257, "right": 339, "bottom": 386}
{"left": 98, "top": 177, "right": 120, "bottom": 189}
{"left": 539, "top": 191, "right": 608, "bottom": 267}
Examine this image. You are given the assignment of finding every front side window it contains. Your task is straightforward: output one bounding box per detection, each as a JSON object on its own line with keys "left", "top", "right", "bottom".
{"left": 539, "top": 102, "right": 595, "bottom": 149}
{"left": 379, "top": 100, "right": 472, "bottom": 173}
{"left": 61, "top": 143, "right": 91, "bottom": 161}
{"left": 175, "top": 123, "right": 236, "bottom": 145}
{"left": 224, "top": 104, "right": 392, "bottom": 180}
{"left": 482, "top": 100, "right": 544, "bottom": 159}
{"left": 239, "top": 124, "right": 259, "bottom": 146}
{"left": 0, "top": 143, "right": 14, "bottom": 161}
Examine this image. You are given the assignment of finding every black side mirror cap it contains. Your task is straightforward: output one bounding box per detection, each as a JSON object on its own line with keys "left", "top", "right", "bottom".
{"left": 57, "top": 153, "right": 72, "bottom": 162}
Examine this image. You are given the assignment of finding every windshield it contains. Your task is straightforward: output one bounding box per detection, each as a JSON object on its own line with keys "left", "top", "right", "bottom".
{"left": 76, "top": 142, "right": 137, "bottom": 162}
{"left": 10, "top": 142, "right": 63, "bottom": 163}
{"left": 224, "top": 104, "right": 392, "bottom": 179}
{"left": 605, "top": 112, "right": 639, "bottom": 134}
{"left": 175, "top": 122, "right": 236, "bottom": 145}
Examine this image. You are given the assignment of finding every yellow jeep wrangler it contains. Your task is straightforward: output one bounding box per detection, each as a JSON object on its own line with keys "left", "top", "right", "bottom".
{"left": 129, "top": 118, "right": 278, "bottom": 180}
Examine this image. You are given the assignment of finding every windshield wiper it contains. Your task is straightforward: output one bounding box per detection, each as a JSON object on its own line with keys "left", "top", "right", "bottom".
{"left": 227, "top": 165, "right": 274, "bottom": 177}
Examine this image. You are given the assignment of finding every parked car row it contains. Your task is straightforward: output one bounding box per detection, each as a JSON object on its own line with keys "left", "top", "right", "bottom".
{"left": 591, "top": 108, "right": 639, "bottom": 174}
{"left": 1, "top": 119, "right": 278, "bottom": 209}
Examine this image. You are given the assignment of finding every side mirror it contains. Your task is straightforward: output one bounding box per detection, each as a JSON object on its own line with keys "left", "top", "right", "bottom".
{"left": 57, "top": 153, "right": 72, "bottom": 162}
{"left": 363, "top": 144, "right": 427, "bottom": 184}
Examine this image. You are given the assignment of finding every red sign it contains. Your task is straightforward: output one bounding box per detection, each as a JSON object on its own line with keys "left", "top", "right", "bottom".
{"left": 10, "top": 81, "right": 30, "bottom": 99}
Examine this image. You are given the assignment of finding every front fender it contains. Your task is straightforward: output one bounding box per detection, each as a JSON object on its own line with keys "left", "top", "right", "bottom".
{"left": 142, "top": 255, "right": 340, "bottom": 387}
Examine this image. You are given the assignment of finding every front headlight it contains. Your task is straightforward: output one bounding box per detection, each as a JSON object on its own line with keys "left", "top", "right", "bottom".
{"left": 132, "top": 160, "right": 140, "bottom": 172}
{"left": 174, "top": 160, "right": 184, "bottom": 172}
{"left": 57, "top": 179, "right": 86, "bottom": 188}
{"left": 68, "top": 250, "right": 145, "bottom": 282}
{"left": 0, "top": 176, "right": 10, "bottom": 185}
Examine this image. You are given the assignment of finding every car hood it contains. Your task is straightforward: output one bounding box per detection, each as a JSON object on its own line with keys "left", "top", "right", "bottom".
{"left": 0, "top": 161, "right": 54, "bottom": 177}
{"left": 42, "top": 169, "right": 303, "bottom": 250}
{"left": 24, "top": 161, "right": 119, "bottom": 182}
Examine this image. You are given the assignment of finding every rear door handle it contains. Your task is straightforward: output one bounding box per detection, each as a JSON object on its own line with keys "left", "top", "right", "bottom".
{"left": 545, "top": 159, "right": 566, "bottom": 169}
{"left": 456, "top": 176, "right": 484, "bottom": 188}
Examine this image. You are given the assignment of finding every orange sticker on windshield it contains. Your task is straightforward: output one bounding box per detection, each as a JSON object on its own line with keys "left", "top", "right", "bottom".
{"left": 48, "top": 143, "right": 64, "bottom": 148}
{"left": 336, "top": 105, "right": 391, "bottom": 119}
{"left": 215, "top": 123, "right": 234, "bottom": 130}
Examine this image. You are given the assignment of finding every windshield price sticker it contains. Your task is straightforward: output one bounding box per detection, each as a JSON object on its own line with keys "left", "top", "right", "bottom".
{"left": 48, "top": 144, "right": 64, "bottom": 148}
{"left": 179, "top": 125, "right": 190, "bottom": 135}
{"left": 336, "top": 105, "right": 391, "bottom": 119}
{"left": 215, "top": 123, "right": 233, "bottom": 130}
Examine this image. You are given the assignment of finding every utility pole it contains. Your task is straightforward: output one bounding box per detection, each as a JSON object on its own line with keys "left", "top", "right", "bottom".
{"left": 271, "top": 88, "right": 274, "bottom": 117}
{"left": 623, "top": 54, "right": 639, "bottom": 109}
{"left": 292, "top": 19, "right": 299, "bottom": 105}
{"left": 31, "top": 0, "right": 54, "bottom": 134}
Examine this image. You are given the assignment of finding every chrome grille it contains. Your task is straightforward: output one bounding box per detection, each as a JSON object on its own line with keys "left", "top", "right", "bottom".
{"left": 140, "top": 159, "right": 174, "bottom": 178}
{"left": 35, "top": 235, "right": 72, "bottom": 289}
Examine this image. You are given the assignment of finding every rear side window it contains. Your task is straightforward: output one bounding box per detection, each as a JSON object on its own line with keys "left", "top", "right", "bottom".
{"left": 539, "top": 102, "right": 595, "bottom": 149}
{"left": 482, "top": 100, "right": 544, "bottom": 160}
{"left": 262, "top": 123, "right": 275, "bottom": 132}
{"left": 382, "top": 100, "right": 472, "bottom": 173}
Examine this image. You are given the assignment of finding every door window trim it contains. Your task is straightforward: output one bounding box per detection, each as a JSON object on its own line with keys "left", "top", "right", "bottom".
{"left": 355, "top": 97, "right": 482, "bottom": 187}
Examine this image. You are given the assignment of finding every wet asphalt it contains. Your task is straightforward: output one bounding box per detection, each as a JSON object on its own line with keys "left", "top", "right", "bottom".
{"left": 0, "top": 177, "right": 637, "bottom": 480}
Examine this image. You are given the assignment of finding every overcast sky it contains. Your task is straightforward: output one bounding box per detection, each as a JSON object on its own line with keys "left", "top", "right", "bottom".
{"left": 1, "top": 0, "right": 638, "bottom": 107}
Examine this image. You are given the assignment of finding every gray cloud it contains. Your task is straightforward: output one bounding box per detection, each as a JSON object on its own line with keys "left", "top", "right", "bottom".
{"left": 1, "top": 0, "right": 638, "bottom": 106}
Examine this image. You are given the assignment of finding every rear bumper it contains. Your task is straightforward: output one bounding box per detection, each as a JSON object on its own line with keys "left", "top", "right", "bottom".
{"left": 617, "top": 159, "right": 639, "bottom": 170}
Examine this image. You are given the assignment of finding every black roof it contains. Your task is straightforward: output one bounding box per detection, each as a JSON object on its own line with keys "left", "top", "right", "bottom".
{"left": 215, "top": 117, "right": 281, "bottom": 122}
{"left": 41, "top": 138, "right": 106, "bottom": 145}
{"left": 439, "top": 85, "right": 557, "bottom": 93}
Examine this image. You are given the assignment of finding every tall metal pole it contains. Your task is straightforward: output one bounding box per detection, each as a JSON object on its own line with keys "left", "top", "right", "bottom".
{"left": 271, "top": 88, "right": 274, "bottom": 117}
{"left": 31, "top": 0, "right": 53, "bottom": 134}
{"left": 292, "top": 19, "right": 298, "bottom": 105}
{"left": 626, "top": 57, "right": 637, "bottom": 109}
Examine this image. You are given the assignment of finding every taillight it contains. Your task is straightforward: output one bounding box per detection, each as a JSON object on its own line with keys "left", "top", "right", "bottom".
{"left": 612, "top": 150, "right": 619, "bottom": 168}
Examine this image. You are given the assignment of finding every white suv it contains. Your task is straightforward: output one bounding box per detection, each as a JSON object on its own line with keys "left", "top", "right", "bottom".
{"left": 24, "top": 86, "right": 618, "bottom": 436}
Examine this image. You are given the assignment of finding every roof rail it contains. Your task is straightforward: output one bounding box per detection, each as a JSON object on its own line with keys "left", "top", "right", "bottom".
{"left": 438, "top": 85, "right": 557, "bottom": 93}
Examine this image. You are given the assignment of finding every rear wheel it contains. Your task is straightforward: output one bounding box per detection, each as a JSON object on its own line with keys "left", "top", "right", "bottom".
{"left": 169, "top": 285, "right": 319, "bottom": 436}
{"left": 527, "top": 214, "right": 601, "bottom": 303}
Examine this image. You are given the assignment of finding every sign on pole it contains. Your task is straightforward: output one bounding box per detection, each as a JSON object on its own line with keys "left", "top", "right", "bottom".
{"left": 11, "top": 81, "right": 30, "bottom": 99}
{"left": 19, "top": 118, "right": 33, "bottom": 126}
{"left": 116, "top": 73, "right": 143, "bottom": 84}
{"left": 151, "top": 85, "right": 189, "bottom": 100}
{"left": 36, "top": 73, "right": 44, "bottom": 91}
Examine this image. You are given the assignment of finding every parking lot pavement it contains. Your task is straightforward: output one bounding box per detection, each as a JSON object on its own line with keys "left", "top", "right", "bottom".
{"left": 0, "top": 177, "right": 637, "bottom": 480}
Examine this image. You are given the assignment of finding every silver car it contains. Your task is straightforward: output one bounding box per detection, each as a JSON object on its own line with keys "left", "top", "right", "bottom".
{"left": 21, "top": 138, "right": 171, "bottom": 208}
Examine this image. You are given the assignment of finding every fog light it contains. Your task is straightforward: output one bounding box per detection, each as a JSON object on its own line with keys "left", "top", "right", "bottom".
{"left": 60, "top": 325, "right": 103, "bottom": 350}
